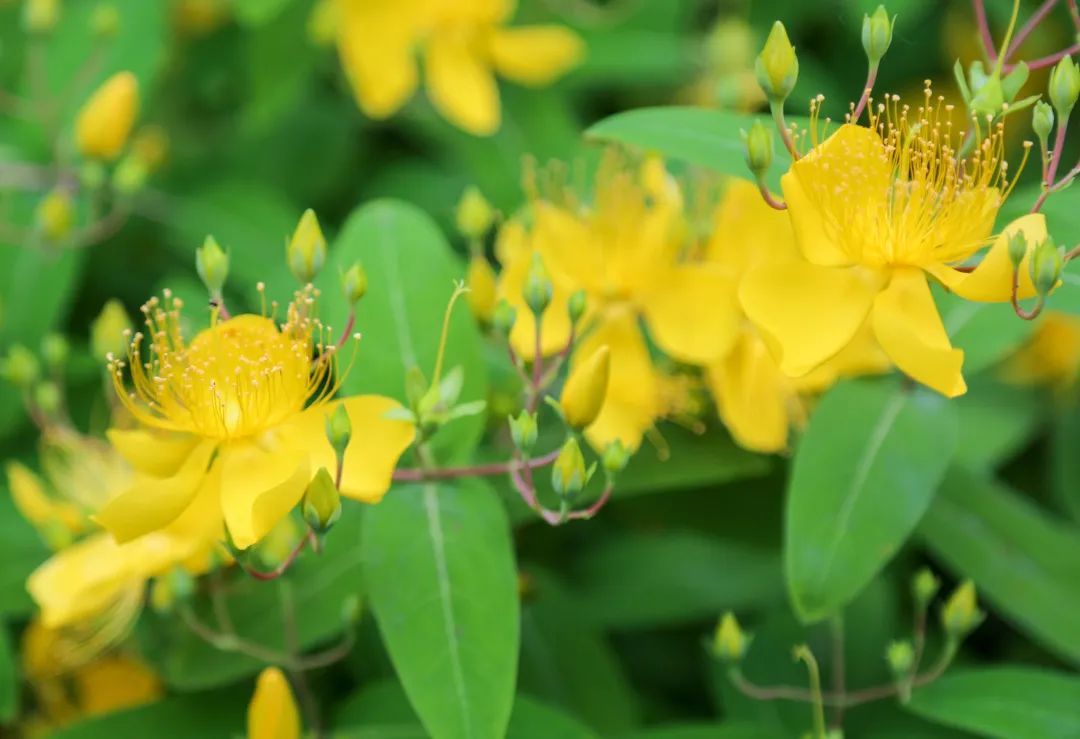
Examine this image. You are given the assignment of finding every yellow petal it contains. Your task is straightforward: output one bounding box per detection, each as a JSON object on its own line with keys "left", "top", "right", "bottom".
{"left": 248, "top": 667, "right": 301, "bottom": 739}
{"left": 28, "top": 533, "right": 138, "bottom": 629}
{"left": 708, "top": 333, "right": 794, "bottom": 454}
{"left": 334, "top": 0, "right": 420, "bottom": 119}
{"left": 106, "top": 428, "right": 200, "bottom": 477}
{"left": 94, "top": 439, "right": 217, "bottom": 544}
{"left": 643, "top": 264, "right": 739, "bottom": 364}
{"left": 75, "top": 71, "right": 139, "bottom": 160}
{"left": 5, "top": 461, "right": 84, "bottom": 534}
{"left": 871, "top": 268, "right": 966, "bottom": 397}
{"left": 488, "top": 25, "right": 584, "bottom": 85}
{"left": 219, "top": 442, "right": 310, "bottom": 551}
{"left": 161, "top": 455, "right": 225, "bottom": 568}
{"left": 425, "top": 29, "right": 500, "bottom": 136}
{"left": 926, "top": 213, "right": 1048, "bottom": 302}
{"left": 739, "top": 260, "right": 880, "bottom": 377}
{"left": 707, "top": 179, "right": 799, "bottom": 272}
{"left": 74, "top": 655, "right": 162, "bottom": 718}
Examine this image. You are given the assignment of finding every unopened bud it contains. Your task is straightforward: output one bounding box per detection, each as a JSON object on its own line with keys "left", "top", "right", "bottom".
{"left": 492, "top": 299, "right": 517, "bottom": 338}
{"left": 36, "top": 189, "right": 74, "bottom": 242}
{"left": 91, "top": 3, "right": 121, "bottom": 39}
{"left": 912, "top": 567, "right": 940, "bottom": 609}
{"left": 755, "top": 21, "right": 799, "bottom": 102}
{"left": 195, "top": 235, "right": 229, "bottom": 297}
{"left": 325, "top": 404, "right": 352, "bottom": 458}
{"left": 456, "top": 186, "right": 496, "bottom": 239}
{"left": 885, "top": 640, "right": 914, "bottom": 676}
{"left": 302, "top": 467, "right": 341, "bottom": 534}
{"left": 712, "top": 612, "right": 750, "bottom": 662}
{"left": 551, "top": 436, "right": 588, "bottom": 498}
{"left": 34, "top": 381, "right": 61, "bottom": 415}
{"left": 509, "top": 410, "right": 538, "bottom": 452}
{"left": 602, "top": 439, "right": 630, "bottom": 477}
{"left": 1048, "top": 56, "right": 1080, "bottom": 118}
{"left": 91, "top": 299, "right": 132, "bottom": 361}
{"left": 1029, "top": 237, "right": 1062, "bottom": 297}
{"left": 523, "top": 253, "right": 553, "bottom": 316}
{"left": 23, "top": 0, "right": 59, "bottom": 34}
{"left": 112, "top": 155, "right": 148, "bottom": 195}
{"left": 861, "top": 5, "right": 894, "bottom": 67}
{"left": 742, "top": 120, "right": 774, "bottom": 179}
{"left": 341, "top": 262, "right": 367, "bottom": 305}
{"left": 1007, "top": 231, "right": 1028, "bottom": 270}
{"left": 131, "top": 125, "right": 170, "bottom": 171}
{"left": 41, "top": 334, "right": 69, "bottom": 371}
{"left": 1, "top": 345, "right": 40, "bottom": 389}
{"left": 466, "top": 256, "right": 497, "bottom": 322}
{"left": 941, "top": 579, "right": 984, "bottom": 639}
{"left": 75, "top": 71, "right": 140, "bottom": 161}
{"left": 287, "top": 209, "right": 327, "bottom": 284}
{"left": 567, "top": 290, "right": 587, "bottom": 324}
{"left": 560, "top": 345, "right": 610, "bottom": 430}
{"left": 1033, "top": 101, "right": 1055, "bottom": 145}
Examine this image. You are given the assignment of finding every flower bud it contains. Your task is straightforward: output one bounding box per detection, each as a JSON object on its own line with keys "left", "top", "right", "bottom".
{"left": 941, "top": 579, "right": 984, "bottom": 639}
{"left": 131, "top": 125, "right": 170, "bottom": 171}
{"left": 35, "top": 189, "right": 74, "bottom": 243}
{"left": 287, "top": 209, "right": 327, "bottom": 284}
{"left": 1048, "top": 56, "right": 1080, "bottom": 119}
{"left": 1, "top": 345, "right": 40, "bottom": 389}
{"left": 456, "top": 186, "right": 496, "bottom": 239}
{"left": 885, "top": 640, "right": 914, "bottom": 676}
{"left": 742, "top": 120, "right": 774, "bottom": 180}
{"left": 1033, "top": 100, "right": 1055, "bottom": 145}
{"left": 912, "top": 567, "right": 940, "bottom": 609}
{"left": 302, "top": 467, "right": 341, "bottom": 534}
{"left": 325, "top": 404, "right": 352, "bottom": 458}
{"left": 34, "top": 381, "right": 61, "bottom": 415}
{"left": 1007, "top": 231, "right": 1028, "bottom": 270}
{"left": 567, "top": 290, "right": 587, "bottom": 324}
{"left": 341, "top": 262, "right": 368, "bottom": 305}
{"left": 602, "top": 439, "right": 630, "bottom": 477}
{"left": 755, "top": 21, "right": 798, "bottom": 102}
{"left": 75, "top": 71, "right": 140, "bottom": 161}
{"left": 466, "top": 256, "right": 497, "bottom": 323}
{"left": 248, "top": 668, "right": 300, "bottom": 739}
{"left": 712, "top": 612, "right": 750, "bottom": 662}
{"left": 196, "top": 235, "right": 229, "bottom": 298}
{"left": 112, "top": 155, "right": 148, "bottom": 195}
{"left": 1028, "top": 236, "right": 1062, "bottom": 298}
{"left": 91, "top": 299, "right": 132, "bottom": 361}
{"left": 492, "top": 299, "right": 517, "bottom": 338}
{"left": 861, "top": 5, "right": 894, "bottom": 67}
{"left": 41, "top": 333, "right": 69, "bottom": 371}
{"left": 551, "top": 436, "right": 588, "bottom": 498}
{"left": 523, "top": 253, "right": 553, "bottom": 316}
{"left": 560, "top": 345, "right": 610, "bottom": 430}
{"left": 91, "top": 3, "right": 121, "bottom": 39}
{"left": 23, "top": 0, "right": 59, "bottom": 34}
{"left": 509, "top": 410, "right": 538, "bottom": 452}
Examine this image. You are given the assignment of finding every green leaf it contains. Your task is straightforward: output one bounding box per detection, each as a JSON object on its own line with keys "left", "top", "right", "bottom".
{"left": 617, "top": 724, "right": 785, "bottom": 739}
{"left": 505, "top": 696, "right": 599, "bottom": 739}
{"left": 233, "top": 0, "right": 296, "bottom": 26}
{"left": 786, "top": 378, "right": 958, "bottom": 622}
{"left": 907, "top": 667, "right": 1080, "bottom": 739}
{"left": 586, "top": 107, "right": 795, "bottom": 188}
{"left": 953, "top": 377, "right": 1043, "bottom": 469}
{"left": 362, "top": 480, "right": 519, "bottom": 739}
{"left": 48, "top": 688, "right": 246, "bottom": 738}
{"left": 936, "top": 288, "right": 1036, "bottom": 375}
{"left": 919, "top": 467, "right": 1080, "bottom": 665}
{"left": 322, "top": 199, "right": 488, "bottom": 463}
{"left": 1050, "top": 398, "right": 1080, "bottom": 522}
{"left": 571, "top": 530, "right": 782, "bottom": 629}
{"left": 0, "top": 485, "right": 50, "bottom": 617}
{"left": 0, "top": 621, "right": 15, "bottom": 722}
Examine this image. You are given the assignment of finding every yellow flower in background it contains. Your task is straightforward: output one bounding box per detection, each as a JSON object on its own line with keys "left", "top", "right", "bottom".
{"left": 96, "top": 286, "right": 415, "bottom": 550}
{"left": 1002, "top": 312, "right": 1080, "bottom": 388}
{"left": 739, "top": 87, "right": 1046, "bottom": 398}
{"left": 705, "top": 180, "right": 888, "bottom": 453}
{"left": 334, "top": 0, "right": 584, "bottom": 136}
{"left": 248, "top": 667, "right": 301, "bottom": 739}
{"left": 172, "top": 0, "right": 231, "bottom": 37}
{"left": 497, "top": 153, "right": 739, "bottom": 451}
{"left": 75, "top": 71, "right": 140, "bottom": 161}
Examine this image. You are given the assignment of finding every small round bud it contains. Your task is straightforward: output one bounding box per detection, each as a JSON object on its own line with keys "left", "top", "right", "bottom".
{"left": 196, "top": 235, "right": 229, "bottom": 297}
{"left": 742, "top": 120, "right": 774, "bottom": 180}
{"left": 302, "top": 467, "right": 342, "bottom": 534}
{"left": 41, "top": 333, "right": 69, "bottom": 371}
{"left": 567, "top": 290, "right": 587, "bottom": 324}
{"left": 508, "top": 410, "right": 538, "bottom": 452}
{"left": 492, "top": 299, "right": 517, "bottom": 338}
{"left": 861, "top": 5, "right": 894, "bottom": 67}
{"left": 466, "top": 256, "right": 497, "bottom": 323}
{"left": 456, "top": 186, "right": 496, "bottom": 239}
{"left": 75, "top": 71, "right": 140, "bottom": 161}
{"left": 551, "top": 436, "right": 588, "bottom": 499}
{"left": 755, "top": 21, "right": 799, "bottom": 103}
{"left": 341, "top": 262, "right": 368, "bottom": 305}
{"left": 941, "top": 579, "right": 984, "bottom": 640}
{"left": 1048, "top": 56, "right": 1080, "bottom": 119}
{"left": 1029, "top": 236, "right": 1062, "bottom": 298}
{"left": 1033, "top": 100, "right": 1055, "bottom": 145}
{"left": 885, "top": 640, "right": 914, "bottom": 676}
{"left": 130, "top": 125, "right": 170, "bottom": 171}
{"left": 523, "top": 253, "right": 553, "bottom": 317}
{"left": 560, "top": 345, "right": 610, "bottom": 430}
{"left": 91, "top": 299, "right": 132, "bottom": 361}
{"left": 23, "top": 0, "right": 59, "bottom": 34}
{"left": 602, "top": 439, "right": 630, "bottom": 477}
{"left": 91, "top": 3, "right": 121, "bottom": 39}
{"left": 1, "top": 345, "right": 40, "bottom": 389}
{"left": 712, "top": 612, "right": 750, "bottom": 663}
{"left": 287, "top": 209, "right": 327, "bottom": 284}
{"left": 112, "top": 155, "right": 148, "bottom": 195}
{"left": 35, "top": 189, "right": 74, "bottom": 243}
{"left": 325, "top": 404, "right": 352, "bottom": 458}
{"left": 1007, "top": 231, "right": 1028, "bottom": 270}
{"left": 33, "top": 381, "right": 62, "bottom": 415}
{"left": 912, "top": 567, "right": 940, "bottom": 609}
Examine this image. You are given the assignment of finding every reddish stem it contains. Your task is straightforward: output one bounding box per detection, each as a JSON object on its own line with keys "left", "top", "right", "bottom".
{"left": 238, "top": 531, "right": 315, "bottom": 581}
{"left": 851, "top": 66, "right": 878, "bottom": 121}
{"left": 1010, "top": 266, "right": 1044, "bottom": 321}
{"left": 393, "top": 448, "right": 560, "bottom": 482}
{"left": 973, "top": 0, "right": 997, "bottom": 62}
{"left": 566, "top": 485, "right": 613, "bottom": 520}
{"left": 758, "top": 183, "right": 788, "bottom": 211}
{"left": 1008, "top": 42, "right": 1080, "bottom": 71}
{"left": 336, "top": 310, "right": 356, "bottom": 350}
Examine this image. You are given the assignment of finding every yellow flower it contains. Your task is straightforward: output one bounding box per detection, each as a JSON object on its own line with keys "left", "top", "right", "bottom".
{"left": 96, "top": 286, "right": 415, "bottom": 550}
{"left": 75, "top": 71, "right": 140, "bottom": 161}
{"left": 559, "top": 344, "right": 610, "bottom": 430}
{"left": 739, "top": 88, "right": 1046, "bottom": 398}
{"left": 1002, "top": 312, "right": 1080, "bottom": 388}
{"left": 248, "top": 667, "right": 301, "bottom": 739}
{"left": 334, "top": 0, "right": 583, "bottom": 136}
{"left": 497, "top": 153, "right": 739, "bottom": 450}
{"left": 705, "top": 180, "right": 888, "bottom": 453}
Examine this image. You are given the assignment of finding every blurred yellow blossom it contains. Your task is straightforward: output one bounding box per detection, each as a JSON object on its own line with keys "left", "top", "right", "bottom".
{"left": 75, "top": 71, "right": 140, "bottom": 161}
{"left": 248, "top": 667, "right": 301, "bottom": 739}
{"left": 1002, "top": 312, "right": 1080, "bottom": 388}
